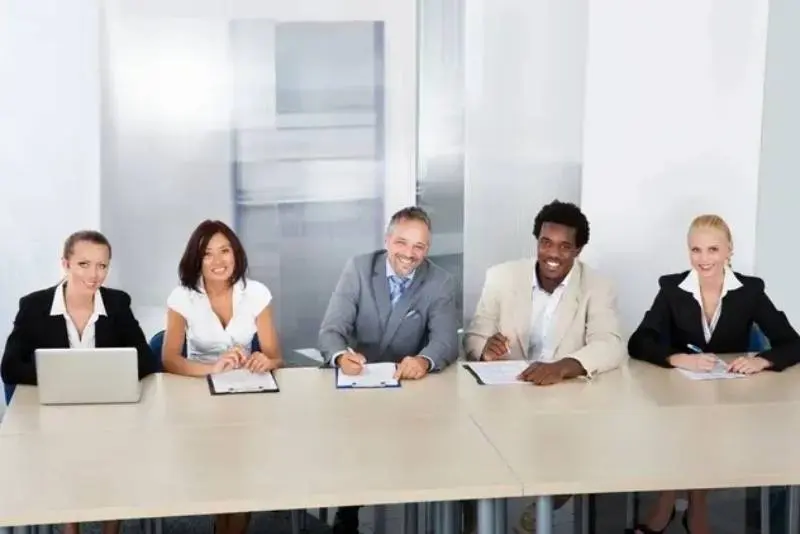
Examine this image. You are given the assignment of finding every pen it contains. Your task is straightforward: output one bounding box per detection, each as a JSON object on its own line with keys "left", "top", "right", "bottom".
{"left": 686, "top": 344, "right": 702, "bottom": 354}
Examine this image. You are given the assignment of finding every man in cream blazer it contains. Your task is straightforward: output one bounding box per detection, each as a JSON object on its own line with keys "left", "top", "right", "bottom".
{"left": 464, "top": 200, "right": 625, "bottom": 384}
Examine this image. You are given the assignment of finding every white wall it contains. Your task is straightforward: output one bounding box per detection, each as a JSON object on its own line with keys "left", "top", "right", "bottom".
{"left": 462, "top": 0, "right": 588, "bottom": 320}
{"left": 0, "top": 0, "right": 101, "bottom": 382}
{"left": 755, "top": 0, "right": 800, "bottom": 329}
{"left": 580, "top": 0, "right": 769, "bottom": 334}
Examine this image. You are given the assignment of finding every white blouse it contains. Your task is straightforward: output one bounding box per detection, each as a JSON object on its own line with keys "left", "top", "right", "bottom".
{"left": 167, "top": 278, "right": 272, "bottom": 363}
{"left": 678, "top": 267, "right": 743, "bottom": 342}
{"left": 50, "top": 280, "right": 106, "bottom": 348}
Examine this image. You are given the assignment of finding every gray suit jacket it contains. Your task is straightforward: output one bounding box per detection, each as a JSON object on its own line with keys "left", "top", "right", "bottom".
{"left": 318, "top": 250, "right": 459, "bottom": 369}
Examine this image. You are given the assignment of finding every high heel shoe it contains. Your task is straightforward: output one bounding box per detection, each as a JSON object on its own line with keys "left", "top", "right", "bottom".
{"left": 624, "top": 507, "right": 676, "bottom": 534}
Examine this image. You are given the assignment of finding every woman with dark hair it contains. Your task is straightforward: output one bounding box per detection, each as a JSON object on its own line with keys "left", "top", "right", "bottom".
{"left": 1, "top": 230, "right": 156, "bottom": 534}
{"left": 162, "top": 220, "right": 282, "bottom": 534}
{"left": 162, "top": 220, "right": 282, "bottom": 380}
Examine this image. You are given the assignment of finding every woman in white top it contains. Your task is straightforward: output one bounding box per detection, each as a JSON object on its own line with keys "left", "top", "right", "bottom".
{"left": 627, "top": 215, "right": 800, "bottom": 534}
{"left": 162, "top": 220, "right": 282, "bottom": 534}
{"left": 163, "top": 220, "right": 282, "bottom": 377}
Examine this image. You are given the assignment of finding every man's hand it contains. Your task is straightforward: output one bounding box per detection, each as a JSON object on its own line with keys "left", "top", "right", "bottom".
{"left": 337, "top": 351, "right": 366, "bottom": 376}
{"left": 517, "top": 358, "right": 585, "bottom": 386}
{"left": 481, "top": 333, "right": 511, "bottom": 361}
{"left": 394, "top": 356, "right": 431, "bottom": 380}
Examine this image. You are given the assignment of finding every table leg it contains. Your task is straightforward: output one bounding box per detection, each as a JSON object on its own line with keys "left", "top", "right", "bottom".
{"left": 404, "top": 503, "right": 419, "bottom": 534}
{"left": 374, "top": 505, "right": 387, "bottom": 534}
{"left": 493, "top": 499, "right": 506, "bottom": 534}
{"left": 477, "top": 499, "right": 496, "bottom": 534}
{"left": 425, "top": 502, "right": 436, "bottom": 534}
{"left": 536, "top": 496, "right": 553, "bottom": 534}
{"left": 441, "top": 502, "right": 456, "bottom": 534}
{"left": 788, "top": 486, "right": 799, "bottom": 534}
{"left": 760, "top": 487, "right": 770, "bottom": 534}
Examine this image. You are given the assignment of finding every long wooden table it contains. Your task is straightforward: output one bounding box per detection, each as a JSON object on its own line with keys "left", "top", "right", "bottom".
{"left": 2, "top": 358, "right": 800, "bottom": 534}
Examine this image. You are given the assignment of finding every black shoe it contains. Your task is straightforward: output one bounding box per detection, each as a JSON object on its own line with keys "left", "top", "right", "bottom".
{"left": 333, "top": 507, "right": 360, "bottom": 534}
{"left": 624, "top": 507, "right": 676, "bottom": 534}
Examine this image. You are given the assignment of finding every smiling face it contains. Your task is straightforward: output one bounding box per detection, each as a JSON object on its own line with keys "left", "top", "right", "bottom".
{"left": 201, "top": 232, "right": 235, "bottom": 285}
{"left": 536, "top": 222, "right": 580, "bottom": 286}
{"left": 688, "top": 226, "right": 731, "bottom": 280}
{"left": 61, "top": 240, "right": 110, "bottom": 296}
{"left": 385, "top": 218, "right": 430, "bottom": 277}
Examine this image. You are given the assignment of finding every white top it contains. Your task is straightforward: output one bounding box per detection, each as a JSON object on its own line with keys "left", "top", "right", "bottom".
{"left": 167, "top": 279, "right": 272, "bottom": 363}
{"left": 527, "top": 264, "right": 574, "bottom": 361}
{"left": 678, "top": 267, "right": 743, "bottom": 342}
{"left": 49, "top": 280, "right": 107, "bottom": 349}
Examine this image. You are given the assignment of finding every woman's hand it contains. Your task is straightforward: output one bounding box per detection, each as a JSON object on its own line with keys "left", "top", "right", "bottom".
{"left": 667, "top": 353, "right": 718, "bottom": 372}
{"left": 210, "top": 347, "right": 246, "bottom": 374}
{"left": 245, "top": 351, "right": 279, "bottom": 374}
{"left": 728, "top": 355, "right": 771, "bottom": 375}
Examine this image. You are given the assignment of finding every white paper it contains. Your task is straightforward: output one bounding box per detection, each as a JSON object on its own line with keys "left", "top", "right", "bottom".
{"left": 337, "top": 362, "right": 399, "bottom": 388}
{"left": 464, "top": 361, "right": 530, "bottom": 385}
{"left": 676, "top": 360, "right": 746, "bottom": 381}
{"left": 210, "top": 369, "right": 278, "bottom": 393}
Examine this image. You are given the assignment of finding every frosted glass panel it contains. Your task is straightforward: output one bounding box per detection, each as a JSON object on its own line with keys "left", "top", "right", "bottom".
{"left": 231, "top": 20, "right": 385, "bottom": 352}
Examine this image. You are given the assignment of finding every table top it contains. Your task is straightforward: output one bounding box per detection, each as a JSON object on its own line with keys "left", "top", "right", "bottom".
{"left": 3, "top": 357, "right": 800, "bottom": 526}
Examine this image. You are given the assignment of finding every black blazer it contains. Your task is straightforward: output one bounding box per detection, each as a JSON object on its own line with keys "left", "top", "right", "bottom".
{"left": 1, "top": 286, "right": 158, "bottom": 385}
{"left": 628, "top": 271, "right": 800, "bottom": 371}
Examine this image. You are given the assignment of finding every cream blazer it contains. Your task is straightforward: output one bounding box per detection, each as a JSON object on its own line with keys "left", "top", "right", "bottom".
{"left": 463, "top": 259, "right": 626, "bottom": 376}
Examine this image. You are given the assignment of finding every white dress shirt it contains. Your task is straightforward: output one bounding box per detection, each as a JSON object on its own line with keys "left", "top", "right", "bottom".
{"left": 167, "top": 278, "right": 272, "bottom": 363}
{"left": 49, "top": 280, "right": 107, "bottom": 348}
{"left": 527, "top": 265, "right": 574, "bottom": 362}
{"left": 678, "top": 267, "right": 743, "bottom": 342}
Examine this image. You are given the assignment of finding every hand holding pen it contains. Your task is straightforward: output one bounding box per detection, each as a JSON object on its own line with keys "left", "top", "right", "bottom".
{"left": 684, "top": 344, "right": 720, "bottom": 372}
{"left": 481, "top": 333, "right": 511, "bottom": 361}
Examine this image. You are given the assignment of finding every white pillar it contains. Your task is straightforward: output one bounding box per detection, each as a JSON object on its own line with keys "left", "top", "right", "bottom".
{"left": 579, "top": 0, "right": 770, "bottom": 333}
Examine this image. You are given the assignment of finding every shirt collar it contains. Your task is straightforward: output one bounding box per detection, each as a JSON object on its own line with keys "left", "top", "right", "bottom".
{"left": 386, "top": 258, "right": 415, "bottom": 282}
{"left": 678, "top": 267, "right": 743, "bottom": 297}
{"left": 50, "top": 280, "right": 107, "bottom": 317}
{"left": 532, "top": 261, "right": 574, "bottom": 292}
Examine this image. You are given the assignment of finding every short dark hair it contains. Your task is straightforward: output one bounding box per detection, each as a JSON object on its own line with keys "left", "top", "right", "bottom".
{"left": 386, "top": 206, "right": 432, "bottom": 234}
{"left": 63, "top": 230, "right": 112, "bottom": 260}
{"left": 533, "top": 200, "right": 590, "bottom": 248}
{"left": 178, "top": 220, "right": 248, "bottom": 291}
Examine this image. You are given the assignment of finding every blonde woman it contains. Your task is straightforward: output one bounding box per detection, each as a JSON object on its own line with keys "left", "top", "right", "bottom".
{"left": 627, "top": 214, "right": 800, "bottom": 534}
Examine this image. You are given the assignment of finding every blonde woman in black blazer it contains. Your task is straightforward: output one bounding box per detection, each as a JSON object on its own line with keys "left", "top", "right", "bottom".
{"left": 1, "top": 230, "right": 156, "bottom": 534}
{"left": 627, "top": 215, "right": 800, "bottom": 534}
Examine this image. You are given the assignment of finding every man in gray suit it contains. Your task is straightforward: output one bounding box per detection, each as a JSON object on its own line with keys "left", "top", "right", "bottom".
{"left": 319, "top": 207, "right": 458, "bottom": 534}
{"left": 319, "top": 206, "right": 458, "bottom": 380}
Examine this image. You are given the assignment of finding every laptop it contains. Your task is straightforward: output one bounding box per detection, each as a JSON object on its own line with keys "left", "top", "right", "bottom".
{"left": 35, "top": 347, "right": 142, "bottom": 405}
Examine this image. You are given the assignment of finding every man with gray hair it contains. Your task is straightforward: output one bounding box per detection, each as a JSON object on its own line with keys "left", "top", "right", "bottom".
{"left": 319, "top": 206, "right": 459, "bottom": 534}
{"left": 319, "top": 206, "right": 459, "bottom": 380}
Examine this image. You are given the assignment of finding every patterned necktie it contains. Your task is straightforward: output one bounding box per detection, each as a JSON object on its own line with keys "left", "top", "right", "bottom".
{"left": 388, "top": 275, "right": 410, "bottom": 307}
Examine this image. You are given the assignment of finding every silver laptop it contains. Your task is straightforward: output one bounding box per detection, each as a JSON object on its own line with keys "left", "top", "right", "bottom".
{"left": 35, "top": 348, "right": 142, "bottom": 405}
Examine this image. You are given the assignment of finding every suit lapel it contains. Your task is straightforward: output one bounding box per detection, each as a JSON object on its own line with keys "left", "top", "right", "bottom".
{"left": 678, "top": 291, "right": 706, "bottom": 346}
{"left": 371, "top": 253, "right": 392, "bottom": 327}
{"left": 47, "top": 315, "right": 70, "bottom": 348}
{"left": 513, "top": 261, "right": 535, "bottom": 356}
{"left": 379, "top": 261, "right": 429, "bottom": 355}
{"left": 94, "top": 315, "right": 113, "bottom": 347}
{"left": 547, "top": 262, "right": 582, "bottom": 354}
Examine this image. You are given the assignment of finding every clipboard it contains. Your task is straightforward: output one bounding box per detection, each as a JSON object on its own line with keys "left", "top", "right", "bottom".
{"left": 335, "top": 364, "right": 401, "bottom": 389}
{"left": 206, "top": 370, "right": 280, "bottom": 396}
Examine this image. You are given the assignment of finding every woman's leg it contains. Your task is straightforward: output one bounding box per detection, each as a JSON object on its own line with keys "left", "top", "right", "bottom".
{"left": 687, "top": 490, "right": 711, "bottom": 534}
{"left": 636, "top": 490, "right": 677, "bottom": 532}
{"left": 227, "top": 512, "right": 252, "bottom": 534}
{"left": 63, "top": 523, "right": 80, "bottom": 534}
{"left": 215, "top": 514, "right": 231, "bottom": 534}
{"left": 101, "top": 520, "right": 121, "bottom": 534}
